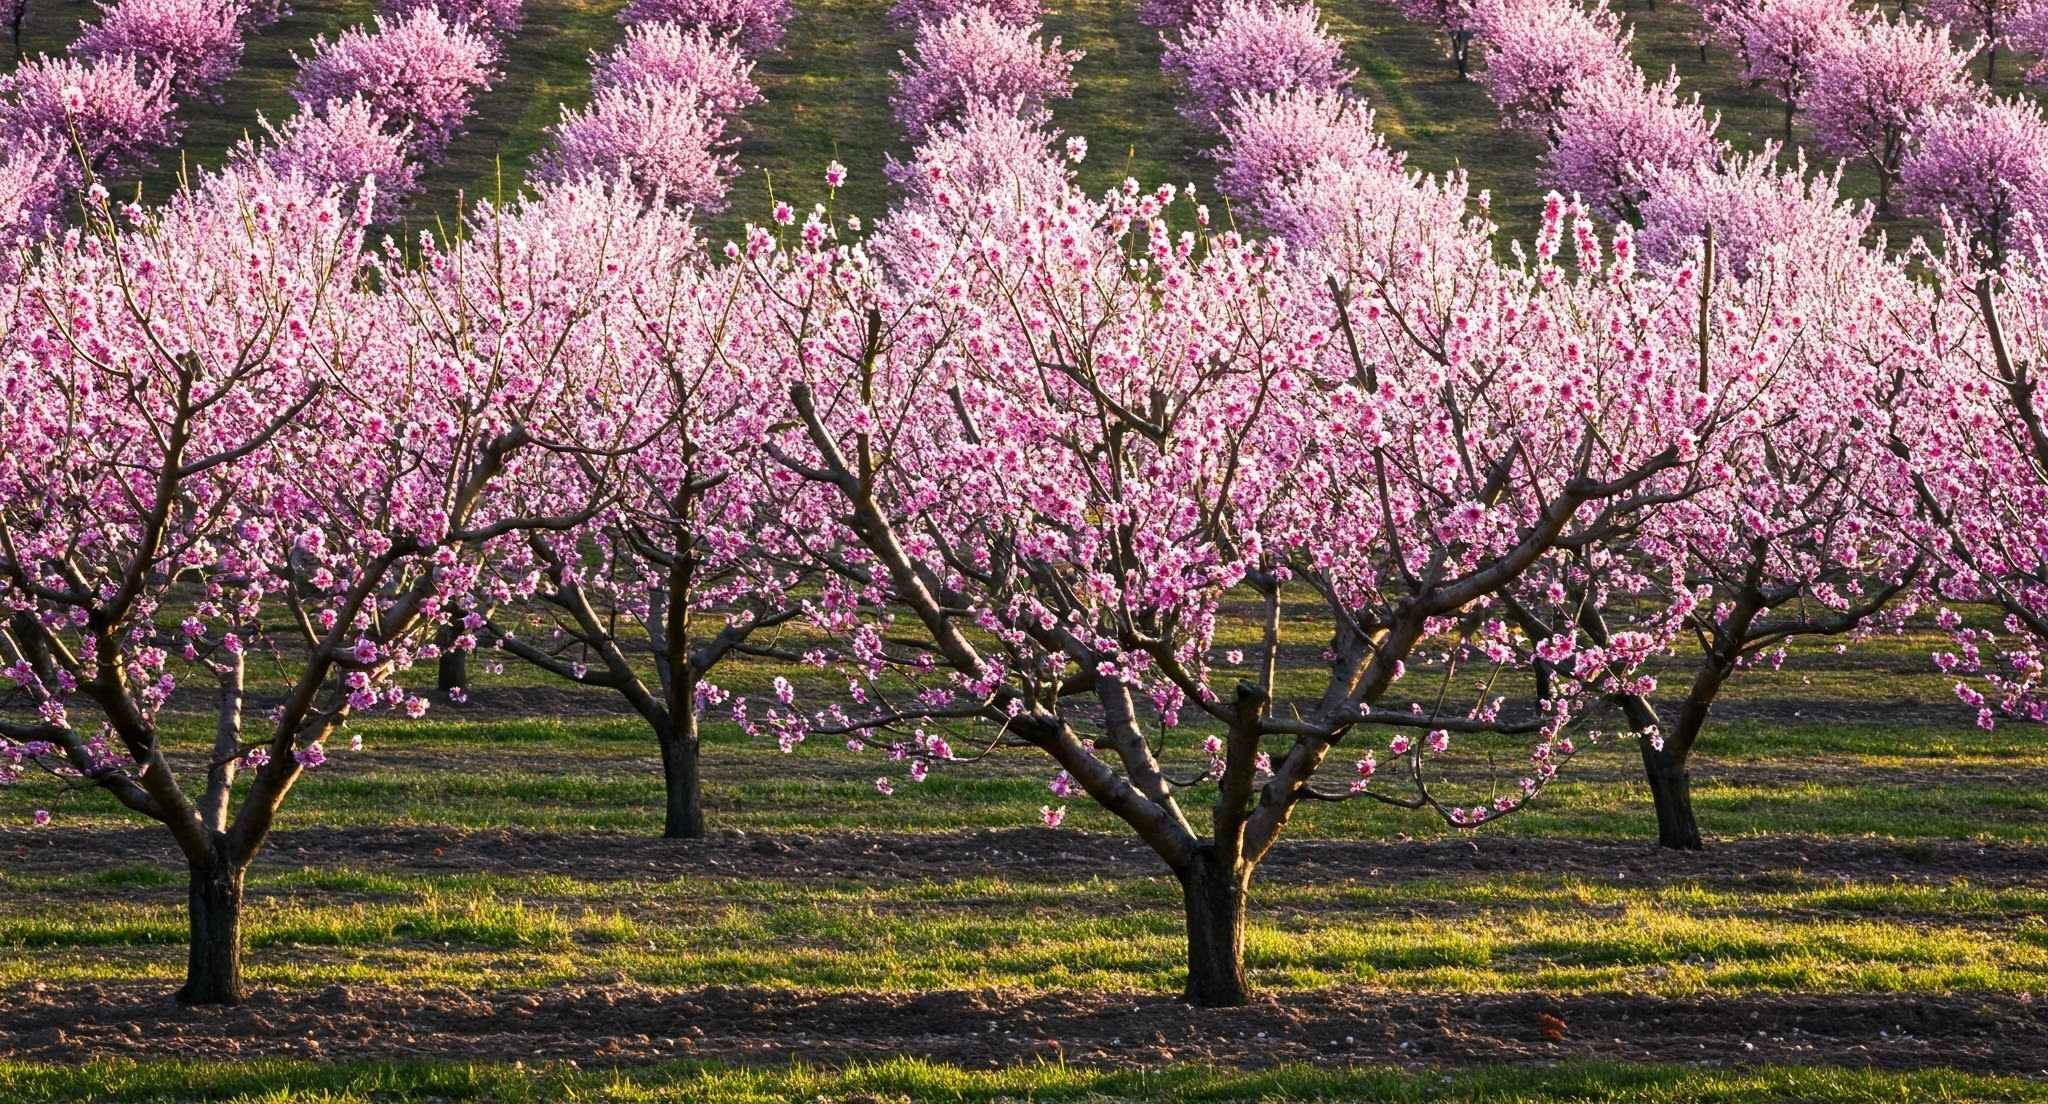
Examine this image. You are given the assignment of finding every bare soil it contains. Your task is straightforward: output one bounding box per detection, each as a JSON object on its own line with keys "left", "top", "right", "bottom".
{"left": 4, "top": 982, "right": 2043, "bottom": 1074}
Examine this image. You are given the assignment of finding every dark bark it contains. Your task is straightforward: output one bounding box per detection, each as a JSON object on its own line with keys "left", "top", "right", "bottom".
{"left": 1178, "top": 848, "right": 1251, "bottom": 1008}
{"left": 657, "top": 711, "right": 704, "bottom": 840}
{"left": 177, "top": 852, "right": 245, "bottom": 1005}
{"left": 436, "top": 626, "right": 467, "bottom": 692}
{"left": 1640, "top": 740, "right": 1704, "bottom": 851}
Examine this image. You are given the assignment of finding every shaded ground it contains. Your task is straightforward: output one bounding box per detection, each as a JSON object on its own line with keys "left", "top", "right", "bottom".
{"left": 9, "top": 825, "right": 2045, "bottom": 889}
{"left": 5, "top": 983, "right": 2043, "bottom": 1075}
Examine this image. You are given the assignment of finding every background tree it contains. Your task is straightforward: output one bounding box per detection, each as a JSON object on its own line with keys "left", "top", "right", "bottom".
{"left": 1804, "top": 15, "right": 1979, "bottom": 214}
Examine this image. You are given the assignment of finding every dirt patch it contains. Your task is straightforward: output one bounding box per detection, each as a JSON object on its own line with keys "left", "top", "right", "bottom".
{"left": 3, "top": 983, "right": 2042, "bottom": 1074}
{"left": 8, "top": 826, "right": 2045, "bottom": 890}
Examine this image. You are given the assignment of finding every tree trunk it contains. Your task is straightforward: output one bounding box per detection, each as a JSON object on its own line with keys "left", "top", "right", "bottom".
{"left": 658, "top": 711, "right": 704, "bottom": 840}
{"left": 177, "top": 855, "right": 246, "bottom": 1005}
{"left": 1639, "top": 741, "right": 1703, "bottom": 852}
{"left": 436, "top": 626, "right": 467, "bottom": 693}
{"left": 1178, "top": 850, "right": 1251, "bottom": 1007}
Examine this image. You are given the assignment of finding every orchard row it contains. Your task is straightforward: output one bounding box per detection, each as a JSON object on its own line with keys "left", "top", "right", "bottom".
{"left": 2, "top": 0, "right": 2045, "bottom": 1013}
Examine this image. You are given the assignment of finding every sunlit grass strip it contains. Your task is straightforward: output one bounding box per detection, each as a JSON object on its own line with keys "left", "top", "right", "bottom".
{"left": 1, "top": 1056, "right": 2042, "bottom": 1103}
{"left": 5, "top": 878, "right": 2043, "bottom": 995}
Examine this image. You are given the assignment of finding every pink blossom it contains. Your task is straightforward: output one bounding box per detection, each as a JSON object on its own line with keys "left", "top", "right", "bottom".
{"left": 534, "top": 83, "right": 737, "bottom": 213}
{"left": 616, "top": 0, "right": 793, "bottom": 55}
{"left": 0, "top": 54, "right": 180, "bottom": 181}
{"left": 889, "top": 0, "right": 1043, "bottom": 30}
{"left": 1160, "top": 0, "right": 1355, "bottom": 129}
{"left": 293, "top": 8, "right": 498, "bottom": 161}
{"left": 232, "top": 97, "right": 421, "bottom": 223}
{"left": 31, "top": 810, "right": 50, "bottom": 827}
{"left": 1214, "top": 87, "right": 1398, "bottom": 221}
{"left": 590, "top": 23, "right": 761, "bottom": 120}
{"left": 1544, "top": 69, "right": 1720, "bottom": 221}
{"left": 379, "top": 0, "right": 525, "bottom": 42}
{"left": 73, "top": 0, "right": 245, "bottom": 103}
{"left": 1900, "top": 97, "right": 2048, "bottom": 263}
{"left": 1805, "top": 15, "right": 1979, "bottom": 212}
{"left": 891, "top": 10, "right": 1079, "bottom": 136}
{"left": 1637, "top": 145, "right": 1870, "bottom": 277}
{"left": 1039, "top": 804, "right": 1066, "bottom": 828}
{"left": 1469, "top": 0, "right": 1632, "bottom": 135}
{"left": 1731, "top": 0, "right": 1861, "bottom": 140}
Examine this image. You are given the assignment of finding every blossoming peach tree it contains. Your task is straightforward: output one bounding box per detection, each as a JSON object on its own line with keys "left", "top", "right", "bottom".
{"left": 717, "top": 128, "right": 1733, "bottom": 1004}
{"left": 0, "top": 174, "right": 635, "bottom": 1004}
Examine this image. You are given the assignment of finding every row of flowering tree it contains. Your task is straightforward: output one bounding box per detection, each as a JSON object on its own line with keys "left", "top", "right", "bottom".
{"left": 2, "top": 0, "right": 2038, "bottom": 1012}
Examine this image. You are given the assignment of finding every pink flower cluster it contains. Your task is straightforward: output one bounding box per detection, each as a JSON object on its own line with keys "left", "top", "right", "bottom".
{"left": 1469, "top": 0, "right": 1631, "bottom": 134}
{"left": 232, "top": 96, "right": 422, "bottom": 223}
{"left": 888, "top": 0, "right": 1042, "bottom": 29}
{"left": 591, "top": 22, "right": 762, "bottom": 119}
{"left": 72, "top": 0, "right": 245, "bottom": 103}
{"left": 1804, "top": 14, "right": 1979, "bottom": 212}
{"left": 1213, "top": 86, "right": 1397, "bottom": 208}
{"left": 1901, "top": 96, "right": 2048, "bottom": 262}
{"left": 1636, "top": 145, "right": 1869, "bottom": 276}
{"left": 616, "top": 0, "right": 794, "bottom": 54}
{"left": 0, "top": 53, "right": 181, "bottom": 181}
{"left": 890, "top": 9, "right": 1079, "bottom": 136}
{"left": 380, "top": 0, "right": 526, "bottom": 43}
{"left": 293, "top": 8, "right": 498, "bottom": 160}
{"left": 1160, "top": 0, "right": 1355, "bottom": 128}
{"left": 535, "top": 83, "right": 738, "bottom": 211}
{"left": 1544, "top": 70, "right": 1718, "bottom": 221}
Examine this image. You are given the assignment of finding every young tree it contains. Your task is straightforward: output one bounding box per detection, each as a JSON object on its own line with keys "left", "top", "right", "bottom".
{"left": 0, "top": 54, "right": 181, "bottom": 183}
{"left": 1213, "top": 86, "right": 1399, "bottom": 220}
{"left": 72, "top": 0, "right": 246, "bottom": 103}
{"left": 1636, "top": 144, "right": 1869, "bottom": 276}
{"left": 230, "top": 96, "right": 422, "bottom": 224}
{"left": 534, "top": 83, "right": 738, "bottom": 212}
{"left": 0, "top": 172, "right": 627, "bottom": 1004}
{"left": 1161, "top": 0, "right": 1354, "bottom": 128}
{"left": 591, "top": 22, "right": 762, "bottom": 120}
{"left": 1921, "top": 0, "right": 2021, "bottom": 82}
{"left": 1518, "top": 212, "right": 1922, "bottom": 847}
{"left": 1805, "top": 15, "right": 1979, "bottom": 213}
{"left": 1732, "top": 0, "right": 1861, "bottom": 141}
{"left": 736, "top": 140, "right": 1737, "bottom": 1004}
{"left": 616, "top": 0, "right": 793, "bottom": 55}
{"left": 293, "top": 8, "right": 497, "bottom": 161}
{"left": 1469, "top": 0, "right": 1634, "bottom": 137}
{"left": 450, "top": 188, "right": 819, "bottom": 839}
{"left": 1544, "top": 69, "right": 1720, "bottom": 222}
{"left": 890, "top": 9, "right": 1079, "bottom": 136}
{"left": 1900, "top": 97, "right": 2048, "bottom": 264}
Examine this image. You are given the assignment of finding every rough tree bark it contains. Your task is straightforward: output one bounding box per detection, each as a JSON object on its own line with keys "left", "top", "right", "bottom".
{"left": 178, "top": 844, "right": 246, "bottom": 1005}
{"left": 1178, "top": 847, "right": 1252, "bottom": 1008}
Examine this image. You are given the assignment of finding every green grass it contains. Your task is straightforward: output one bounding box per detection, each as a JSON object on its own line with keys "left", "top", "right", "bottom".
{"left": 2, "top": 1057, "right": 2044, "bottom": 1103}
{"left": 5, "top": 861, "right": 2045, "bottom": 995}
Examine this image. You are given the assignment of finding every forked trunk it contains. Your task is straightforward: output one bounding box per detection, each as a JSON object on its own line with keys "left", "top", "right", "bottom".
{"left": 1178, "top": 849, "right": 1251, "bottom": 1007}
{"left": 1640, "top": 741, "right": 1703, "bottom": 851}
{"left": 658, "top": 711, "right": 704, "bottom": 840}
{"left": 178, "top": 855, "right": 246, "bottom": 1005}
